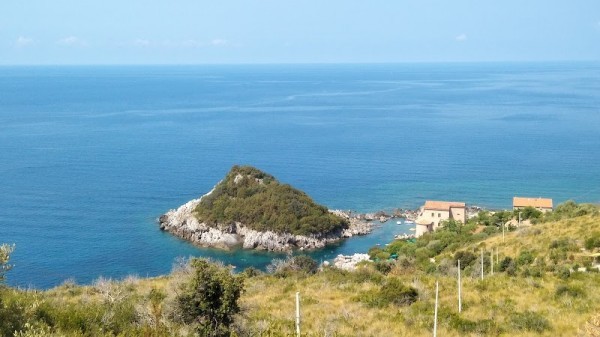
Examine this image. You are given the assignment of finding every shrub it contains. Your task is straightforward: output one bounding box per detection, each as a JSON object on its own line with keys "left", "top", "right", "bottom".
{"left": 499, "top": 257, "right": 517, "bottom": 276}
{"left": 373, "top": 261, "right": 393, "bottom": 275}
{"left": 454, "top": 251, "right": 477, "bottom": 268}
{"left": 0, "top": 289, "right": 27, "bottom": 336}
{"left": 449, "top": 315, "right": 501, "bottom": 335}
{"left": 289, "top": 255, "right": 319, "bottom": 274}
{"left": 519, "top": 206, "right": 543, "bottom": 220}
{"left": 368, "top": 247, "right": 390, "bottom": 260}
{"left": 175, "top": 258, "right": 244, "bottom": 337}
{"left": 270, "top": 255, "right": 319, "bottom": 277}
{"left": 585, "top": 233, "right": 600, "bottom": 250}
{"left": 242, "top": 267, "right": 262, "bottom": 277}
{"left": 517, "top": 250, "right": 535, "bottom": 266}
{"left": 543, "top": 201, "right": 599, "bottom": 222}
{"left": 509, "top": 311, "right": 551, "bottom": 333}
{"left": 555, "top": 284, "right": 585, "bottom": 298}
{"left": 555, "top": 266, "right": 571, "bottom": 280}
{"left": 379, "top": 278, "right": 418, "bottom": 306}
{"left": 0, "top": 244, "right": 14, "bottom": 283}
{"left": 356, "top": 277, "right": 418, "bottom": 308}
{"left": 521, "top": 266, "right": 543, "bottom": 278}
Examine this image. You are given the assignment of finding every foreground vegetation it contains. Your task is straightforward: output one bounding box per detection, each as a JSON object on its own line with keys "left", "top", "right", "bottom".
{"left": 2, "top": 201, "right": 600, "bottom": 336}
{"left": 194, "top": 165, "right": 348, "bottom": 236}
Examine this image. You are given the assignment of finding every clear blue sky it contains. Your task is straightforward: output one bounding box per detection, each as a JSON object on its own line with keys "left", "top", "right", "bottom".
{"left": 1, "top": 1, "right": 599, "bottom": 64}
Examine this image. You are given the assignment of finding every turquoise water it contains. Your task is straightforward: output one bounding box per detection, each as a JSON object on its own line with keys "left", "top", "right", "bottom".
{"left": 1, "top": 63, "right": 599, "bottom": 288}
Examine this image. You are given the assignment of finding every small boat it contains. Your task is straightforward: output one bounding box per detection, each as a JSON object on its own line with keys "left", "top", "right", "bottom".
{"left": 396, "top": 221, "right": 402, "bottom": 225}
{"left": 409, "top": 228, "right": 416, "bottom": 231}
{"left": 404, "top": 220, "right": 415, "bottom": 224}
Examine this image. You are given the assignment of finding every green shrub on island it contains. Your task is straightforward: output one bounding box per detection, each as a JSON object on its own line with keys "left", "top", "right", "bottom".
{"left": 194, "top": 165, "right": 348, "bottom": 236}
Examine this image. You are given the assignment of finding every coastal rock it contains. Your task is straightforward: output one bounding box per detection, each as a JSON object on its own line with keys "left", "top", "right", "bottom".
{"left": 333, "top": 253, "right": 371, "bottom": 271}
{"left": 159, "top": 199, "right": 373, "bottom": 252}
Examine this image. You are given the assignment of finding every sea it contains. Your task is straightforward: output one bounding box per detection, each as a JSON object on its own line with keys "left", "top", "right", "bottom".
{"left": 1, "top": 62, "right": 599, "bottom": 289}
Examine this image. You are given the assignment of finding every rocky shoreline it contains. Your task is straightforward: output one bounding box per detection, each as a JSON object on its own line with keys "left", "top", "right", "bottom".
{"left": 159, "top": 198, "right": 373, "bottom": 252}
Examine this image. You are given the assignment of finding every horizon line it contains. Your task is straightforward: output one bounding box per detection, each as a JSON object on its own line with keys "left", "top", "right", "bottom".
{"left": 1, "top": 59, "right": 600, "bottom": 67}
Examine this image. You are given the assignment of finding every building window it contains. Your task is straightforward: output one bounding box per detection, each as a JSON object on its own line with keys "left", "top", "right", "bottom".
{"left": 431, "top": 212, "right": 434, "bottom": 217}
{"left": 438, "top": 213, "right": 441, "bottom": 217}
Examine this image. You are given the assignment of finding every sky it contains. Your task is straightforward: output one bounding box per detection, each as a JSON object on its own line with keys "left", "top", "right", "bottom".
{"left": 1, "top": 1, "right": 599, "bottom": 65}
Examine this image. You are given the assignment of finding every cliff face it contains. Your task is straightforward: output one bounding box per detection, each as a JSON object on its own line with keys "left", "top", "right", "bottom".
{"left": 159, "top": 167, "right": 371, "bottom": 251}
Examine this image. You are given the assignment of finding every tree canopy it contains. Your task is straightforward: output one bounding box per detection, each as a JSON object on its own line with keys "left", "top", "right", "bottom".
{"left": 194, "top": 165, "right": 348, "bottom": 236}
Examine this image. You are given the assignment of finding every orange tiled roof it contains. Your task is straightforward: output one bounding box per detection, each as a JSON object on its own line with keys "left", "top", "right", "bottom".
{"left": 423, "top": 200, "right": 466, "bottom": 211}
{"left": 513, "top": 197, "right": 553, "bottom": 209}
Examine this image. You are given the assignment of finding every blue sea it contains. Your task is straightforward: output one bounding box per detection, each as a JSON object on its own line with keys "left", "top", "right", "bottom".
{"left": 1, "top": 63, "right": 599, "bottom": 289}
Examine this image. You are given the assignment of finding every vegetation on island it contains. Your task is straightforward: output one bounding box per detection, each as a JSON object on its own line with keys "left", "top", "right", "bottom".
{"left": 1, "top": 201, "right": 600, "bottom": 336}
{"left": 194, "top": 165, "right": 348, "bottom": 236}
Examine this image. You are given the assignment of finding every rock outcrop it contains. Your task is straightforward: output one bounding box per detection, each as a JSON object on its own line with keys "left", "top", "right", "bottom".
{"left": 333, "top": 253, "right": 371, "bottom": 270}
{"left": 159, "top": 194, "right": 373, "bottom": 252}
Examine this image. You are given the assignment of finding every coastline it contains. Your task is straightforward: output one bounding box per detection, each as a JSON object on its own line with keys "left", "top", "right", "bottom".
{"left": 159, "top": 199, "right": 373, "bottom": 252}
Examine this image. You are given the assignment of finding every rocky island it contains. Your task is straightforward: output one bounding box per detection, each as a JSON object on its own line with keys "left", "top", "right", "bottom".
{"left": 159, "top": 165, "right": 372, "bottom": 251}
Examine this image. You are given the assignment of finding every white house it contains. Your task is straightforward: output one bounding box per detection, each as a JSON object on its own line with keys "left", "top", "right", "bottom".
{"left": 415, "top": 200, "right": 466, "bottom": 237}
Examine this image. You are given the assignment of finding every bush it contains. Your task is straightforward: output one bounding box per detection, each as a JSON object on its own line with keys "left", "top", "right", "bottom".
{"left": 0, "top": 289, "right": 27, "bottom": 336}
{"left": 289, "top": 255, "right": 319, "bottom": 274}
{"left": 521, "top": 266, "right": 543, "bottom": 278}
{"left": 499, "top": 257, "right": 517, "bottom": 276}
{"left": 175, "top": 258, "right": 244, "bottom": 337}
{"left": 509, "top": 311, "right": 551, "bottom": 333}
{"left": 242, "top": 267, "right": 262, "bottom": 277}
{"left": 449, "top": 315, "right": 501, "bottom": 335}
{"left": 356, "top": 277, "right": 418, "bottom": 308}
{"left": 373, "top": 261, "right": 393, "bottom": 275}
{"left": 585, "top": 233, "right": 600, "bottom": 250}
{"left": 454, "top": 251, "right": 477, "bottom": 269}
{"left": 368, "top": 247, "right": 390, "bottom": 261}
{"left": 517, "top": 250, "right": 535, "bottom": 266}
{"left": 555, "top": 266, "right": 571, "bottom": 280}
{"left": 0, "top": 244, "right": 14, "bottom": 283}
{"left": 519, "top": 206, "right": 543, "bottom": 220}
{"left": 555, "top": 284, "right": 585, "bottom": 298}
{"left": 270, "top": 255, "right": 319, "bottom": 277}
{"left": 543, "top": 201, "right": 599, "bottom": 222}
{"left": 379, "top": 278, "right": 418, "bottom": 306}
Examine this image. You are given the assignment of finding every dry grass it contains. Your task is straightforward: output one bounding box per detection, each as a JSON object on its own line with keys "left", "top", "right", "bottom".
{"left": 15, "top": 214, "right": 600, "bottom": 336}
{"left": 235, "top": 214, "right": 600, "bottom": 336}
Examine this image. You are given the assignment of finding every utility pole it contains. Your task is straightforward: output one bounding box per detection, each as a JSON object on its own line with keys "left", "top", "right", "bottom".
{"left": 434, "top": 281, "right": 439, "bottom": 337}
{"left": 481, "top": 249, "right": 484, "bottom": 280}
{"left": 490, "top": 250, "right": 494, "bottom": 276}
{"left": 502, "top": 223, "right": 505, "bottom": 243}
{"left": 496, "top": 247, "right": 499, "bottom": 265}
{"left": 518, "top": 211, "right": 522, "bottom": 227}
{"left": 458, "top": 260, "right": 462, "bottom": 313}
{"left": 295, "top": 292, "right": 301, "bottom": 337}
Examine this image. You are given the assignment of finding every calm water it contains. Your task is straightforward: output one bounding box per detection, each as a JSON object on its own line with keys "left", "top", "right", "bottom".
{"left": 1, "top": 63, "right": 599, "bottom": 288}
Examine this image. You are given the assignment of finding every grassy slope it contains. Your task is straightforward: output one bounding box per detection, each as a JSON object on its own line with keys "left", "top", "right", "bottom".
{"left": 5, "top": 214, "right": 600, "bottom": 336}
{"left": 239, "top": 214, "right": 600, "bottom": 336}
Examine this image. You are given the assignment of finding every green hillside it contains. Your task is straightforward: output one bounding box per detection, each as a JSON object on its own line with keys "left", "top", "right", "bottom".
{"left": 193, "top": 165, "right": 348, "bottom": 236}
